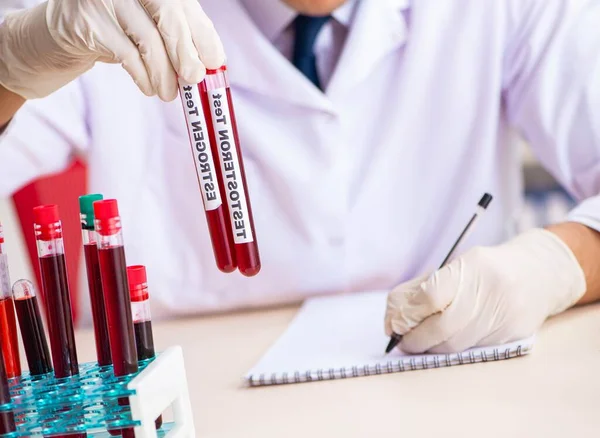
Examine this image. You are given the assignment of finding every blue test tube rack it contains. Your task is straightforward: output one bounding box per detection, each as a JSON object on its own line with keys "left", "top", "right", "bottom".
{"left": 0, "top": 346, "right": 194, "bottom": 437}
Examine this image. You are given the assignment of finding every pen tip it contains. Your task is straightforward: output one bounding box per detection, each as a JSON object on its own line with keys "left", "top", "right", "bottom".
{"left": 385, "top": 335, "right": 402, "bottom": 354}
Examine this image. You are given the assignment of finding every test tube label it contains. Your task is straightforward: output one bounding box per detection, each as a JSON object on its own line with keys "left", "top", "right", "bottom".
{"left": 207, "top": 87, "right": 254, "bottom": 244}
{"left": 179, "top": 81, "right": 222, "bottom": 211}
{"left": 0, "top": 255, "right": 9, "bottom": 298}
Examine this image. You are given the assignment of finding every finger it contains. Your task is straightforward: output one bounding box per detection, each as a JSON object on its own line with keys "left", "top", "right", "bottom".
{"left": 114, "top": 1, "right": 178, "bottom": 101}
{"left": 102, "top": 31, "right": 154, "bottom": 97}
{"left": 386, "top": 264, "right": 460, "bottom": 338}
{"left": 139, "top": 0, "right": 206, "bottom": 84}
{"left": 69, "top": 0, "right": 154, "bottom": 96}
{"left": 399, "top": 261, "right": 473, "bottom": 354}
{"left": 182, "top": 0, "right": 226, "bottom": 69}
{"left": 384, "top": 274, "right": 429, "bottom": 336}
{"left": 400, "top": 301, "right": 472, "bottom": 354}
{"left": 425, "top": 325, "right": 482, "bottom": 354}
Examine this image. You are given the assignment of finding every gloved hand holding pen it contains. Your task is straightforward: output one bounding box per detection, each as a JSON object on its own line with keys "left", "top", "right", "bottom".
{"left": 0, "top": 0, "right": 225, "bottom": 102}
{"left": 384, "top": 226, "right": 588, "bottom": 354}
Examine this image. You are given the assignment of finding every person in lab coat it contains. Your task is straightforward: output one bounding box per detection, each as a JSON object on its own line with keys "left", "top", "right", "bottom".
{"left": 1, "top": 0, "right": 600, "bottom": 354}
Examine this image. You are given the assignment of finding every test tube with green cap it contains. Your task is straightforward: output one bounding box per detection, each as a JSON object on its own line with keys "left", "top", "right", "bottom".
{"left": 79, "top": 194, "right": 112, "bottom": 366}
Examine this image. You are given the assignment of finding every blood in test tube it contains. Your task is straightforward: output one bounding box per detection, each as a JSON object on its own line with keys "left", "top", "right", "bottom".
{"left": 33, "top": 205, "right": 86, "bottom": 438}
{"left": 0, "top": 343, "right": 15, "bottom": 435}
{"left": 12, "top": 280, "right": 52, "bottom": 376}
{"left": 178, "top": 79, "right": 237, "bottom": 273}
{"left": 93, "top": 199, "right": 137, "bottom": 438}
{"left": 33, "top": 205, "right": 80, "bottom": 379}
{"left": 0, "top": 223, "right": 21, "bottom": 379}
{"left": 127, "top": 265, "right": 162, "bottom": 430}
{"left": 79, "top": 194, "right": 112, "bottom": 367}
{"left": 202, "top": 66, "right": 261, "bottom": 276}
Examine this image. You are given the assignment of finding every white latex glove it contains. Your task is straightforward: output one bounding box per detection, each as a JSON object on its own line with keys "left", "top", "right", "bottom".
{"left": 384, "top": 228, "right": 586, "bottom": 354}
{"left": 0, "top": 0, "right": 225, "bottom": 100}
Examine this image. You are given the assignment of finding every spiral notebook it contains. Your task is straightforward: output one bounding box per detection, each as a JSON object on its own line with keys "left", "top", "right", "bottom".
{"left": 245, "top": 290, "right": 535, "bottom": 386}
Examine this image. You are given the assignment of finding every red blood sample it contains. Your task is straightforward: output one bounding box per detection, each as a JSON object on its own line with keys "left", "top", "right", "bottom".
{"left": 128, "top": 265, "right": 162, "bottom": 430}
{"left": 98, "top": 246, "right": 137, "bottom": 376}
{"left": 33, "top": 205, "right": 86, "bottom": 438}
{"left": 83, "top": 243, "right": 112, "bottom": 367}
{"left": 12, "top": 280, "right": 52, "bottom": 376}
{"left": 202, "top": 66, "right": 261, "bottom": 277}
{"left": 33, "top": 206, "right": 79, "bottom": 379}
{"left": 179, "top": 81, "right": 237, "bottom": 273}
{"left": 0, "top": 341, "right": 15, "bottom": 435}
{"left": 0, "top": 223, "right": 21, "bottom": 379}
{"left": 38, "top": 254, "right": 79, "bottom": 379}
{"left": 0, "top": 298, "right": 20, "bottom": 379}
{"left": 80, "top": 194, "right": 112, "bottom": 367}
{"left": 94, "top": 200, "right": 137, "bottom": 438}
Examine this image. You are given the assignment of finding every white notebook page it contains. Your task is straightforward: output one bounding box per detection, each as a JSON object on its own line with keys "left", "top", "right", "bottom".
{"left": 245, "top": 290, "right": 535, "bottom": 385}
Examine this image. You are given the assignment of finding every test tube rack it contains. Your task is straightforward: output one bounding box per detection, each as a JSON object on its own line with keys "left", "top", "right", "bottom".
{"left": 1, "top": 346, "right": 194, "bottom": 437}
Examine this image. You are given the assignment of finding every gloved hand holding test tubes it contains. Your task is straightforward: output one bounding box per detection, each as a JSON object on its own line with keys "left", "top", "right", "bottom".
{"left": 178, "top": 65, "right": 261, "bottom": 276}
{"left": 0, "top": 65, "right": 263, "bottom": 436}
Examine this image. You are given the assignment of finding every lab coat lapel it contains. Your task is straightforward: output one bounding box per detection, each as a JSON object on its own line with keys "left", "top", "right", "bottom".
{"left": 210, "top": 1, "right": 335, "bottom": 113}
{"left": 326, "top": 0, "right": 410, "bottom": 97}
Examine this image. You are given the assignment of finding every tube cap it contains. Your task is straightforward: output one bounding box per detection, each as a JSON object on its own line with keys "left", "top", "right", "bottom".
{"left": 79, "top": 194, "right": 103, "bottom": 230}
{"left": 93, "top": 199, "right": 120, "bottom": 236}
{"left": 127, "top": 265, "right": 149, "bottom": 302}
{"left": 33, "top": 205, "right": 59, "bottom": 226}
{"left": 12, "top": 279, "right": 36, "bottom": 300}
{"left": 33, "top": 205, "right": 61, "bottom": 241}
{"left": 93, "top": 199, "right": 119, "bottom": 221}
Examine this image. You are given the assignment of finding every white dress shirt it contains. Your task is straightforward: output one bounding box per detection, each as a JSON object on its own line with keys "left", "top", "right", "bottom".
{"left": 238, "top": 0, "right": 358, "bottom": 90}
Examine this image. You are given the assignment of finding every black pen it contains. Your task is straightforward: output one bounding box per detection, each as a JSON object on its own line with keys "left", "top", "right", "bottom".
{"left": 384, "top": 193, "right": 493, "bottom": 354}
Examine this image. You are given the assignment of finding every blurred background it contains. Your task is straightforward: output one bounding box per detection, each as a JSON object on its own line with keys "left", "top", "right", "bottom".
{"left": 0, "top": 142, "right": 575, "bottom": 326}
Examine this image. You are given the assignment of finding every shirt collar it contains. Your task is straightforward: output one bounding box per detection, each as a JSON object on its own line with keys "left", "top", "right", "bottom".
{"left": 332, "top": 0, "right": 358, "bottom": 27}
{"left": 239, "top": 0, "right": 359, "bottom": 43}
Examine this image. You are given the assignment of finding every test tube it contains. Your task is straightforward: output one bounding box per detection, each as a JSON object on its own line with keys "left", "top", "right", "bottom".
{"left": 79, "top": 194, "right": 112, "bottom": 367}
{"left": 0, "top": 343, "right": 15, "bottom": 435}
{"left": 127, "top": 265, "right": 162, "bottom": 430}
{"left": 202, "top": 66, "right": 261, "bottom": 276}
{"left": 93, "top": 199, "right": 137, "bottom": 438}
{"left": 33, "top": 206, "right": 87, "bottom": 438}
{"left": 12, "top": 280, "right": 52, "bottom": 376}
{"left": 0, "top": 223, "right": 21, "bottom": 379}
{"left": 179, "top": 80, "right": 237, "bottom": 273}
{"left": 33, "top": 206, "right": 80, "bottom": 379}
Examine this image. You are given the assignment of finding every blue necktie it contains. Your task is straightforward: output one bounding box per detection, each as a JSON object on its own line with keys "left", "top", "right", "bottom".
{"left": 292, "top": 15, "right": 331, "bottom": 90}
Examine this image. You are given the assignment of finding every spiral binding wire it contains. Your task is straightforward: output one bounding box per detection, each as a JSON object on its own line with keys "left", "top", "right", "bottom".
{"left": 246, "top": 343, "right": 531, "bottom": 387}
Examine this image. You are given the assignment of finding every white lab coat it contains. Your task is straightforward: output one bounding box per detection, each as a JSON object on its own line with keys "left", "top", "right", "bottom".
{"left": 1, "top": 0, "right": 600, "bottom": 320}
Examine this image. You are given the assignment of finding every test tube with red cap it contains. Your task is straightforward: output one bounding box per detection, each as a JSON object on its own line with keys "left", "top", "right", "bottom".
{"left": 33, "top": 205, "right": 80, "bottom": 379}
{"left": 0, "top": 223, "right": 21, "bottom": 378}
{"left": 79, "top": 194, "right": 112, "bottom": 367}
{"left": 33, "top": 205, "right": 87, "bottom": 438}
{"left": 0, "top": 344, "right": 15, "bottom": 435}
{"left": 127, "top": 265, "right": 162, "bottom": 430}
{"left": 202, "top": 66, "right": 261, "bottom": 276}
{"left": 93, "top": 199, "right": 137, "bottom": 438}
{"left": 12, "top": 279, "right": 52, "bottom": 376}
{"left": 178, "top": 79, "right": 237, "bottom": 273}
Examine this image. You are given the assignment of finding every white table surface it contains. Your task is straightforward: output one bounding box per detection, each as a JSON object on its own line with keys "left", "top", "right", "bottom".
{"left": 72, "top": 300, "right": 600, "bottom": 438}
